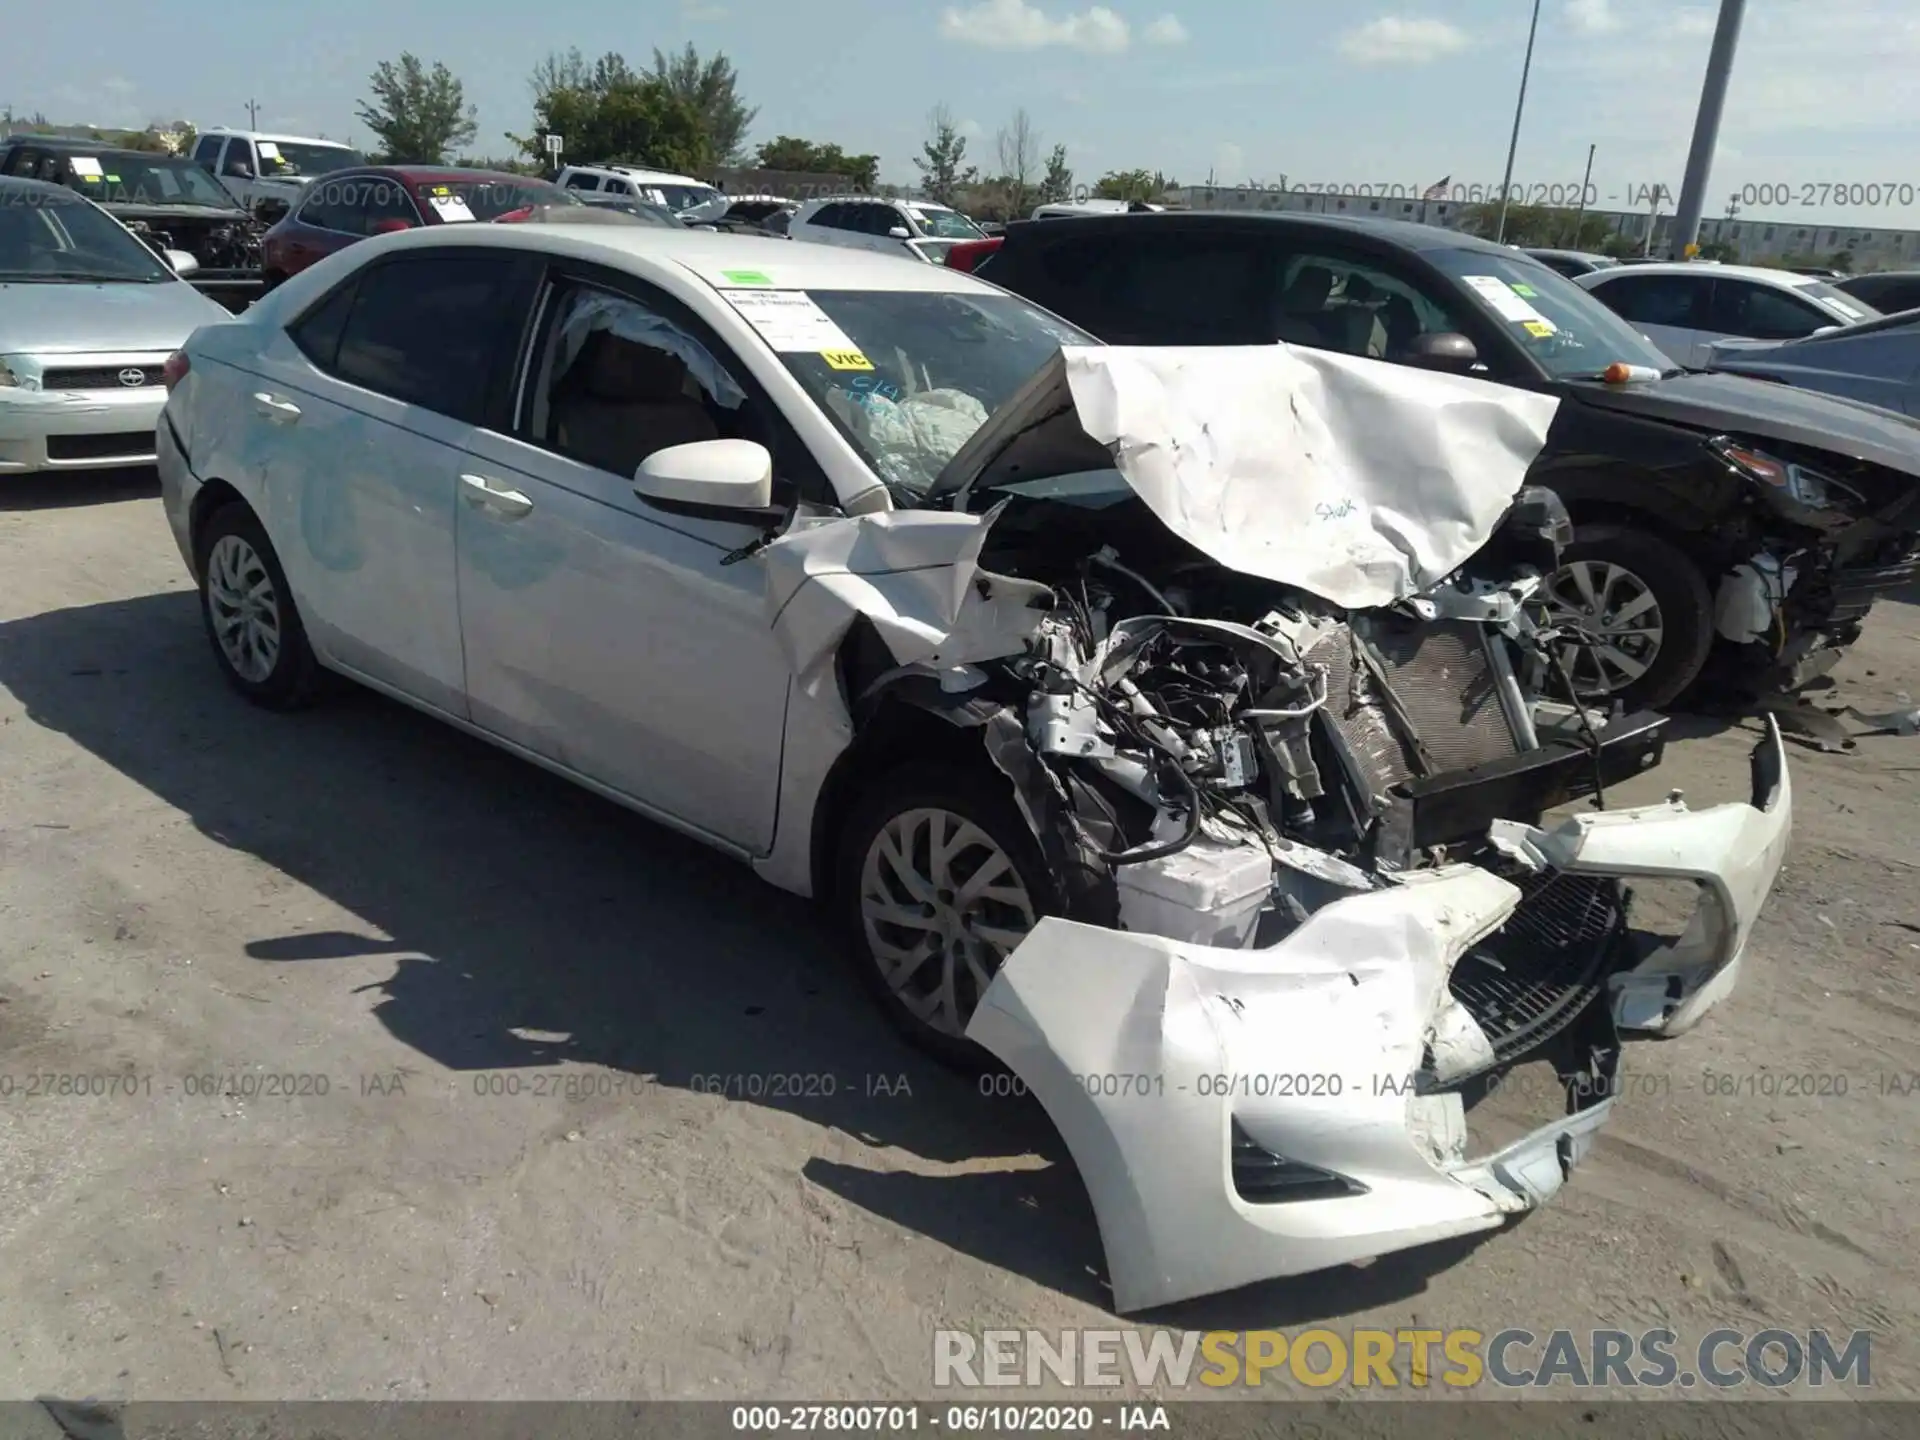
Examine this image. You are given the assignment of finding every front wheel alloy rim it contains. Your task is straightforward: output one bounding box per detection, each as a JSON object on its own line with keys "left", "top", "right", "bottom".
{"left": 206, "top": 533, "right": 282, "bottom": 684}
{"left": 1541, "top": 559, "right": 1664, "bottom": 695}
{"left": 858, "top": 806, "right": 1037, "bottom": 1038}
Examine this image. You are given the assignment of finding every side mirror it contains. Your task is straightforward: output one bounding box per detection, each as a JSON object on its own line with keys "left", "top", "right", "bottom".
{"left": 1405, "top": 332, "right": 1479, "bottom": 373}
{"left": 1812, "top": 325, "right": 1841, "bottom": 336}
{"left": 253, "top": 198, "right": 290, "bottom": 224}
{"left": 887, "top": 226, "right": 910, "bottom": 239}
{"left": 633, "top": 439, "right": 781, "bottom": 523}
{"left": 370, "top": 218, "right": 413, "bottom": 235}
{"left": 165, "top": 249, "right": 200, "bottom": 278}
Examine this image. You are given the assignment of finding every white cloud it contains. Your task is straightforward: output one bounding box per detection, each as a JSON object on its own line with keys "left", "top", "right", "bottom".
{"left": 1214, "top": 142, "right": 1245, "bottom": 179}
{"left": 1564, "top": 0, "right": 1621, "bottom": 34}
{"left": 1144, "top": 14, "right": 1189, "bottom": 45}
{"left": 959, "top": 117, "right": 985, "bottom": 138}
{"left": 1668, "top": 7, "right": 1715, "bottom": 37}
{"left": 939, "top": 0, "right": 1132, "bottom": 53}
{"left": 1336, "top": 16, "right": 1470, "bottom": 65}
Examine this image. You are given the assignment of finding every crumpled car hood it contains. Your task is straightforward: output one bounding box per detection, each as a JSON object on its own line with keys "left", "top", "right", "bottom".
{"left": 930, "top": 345, "right": 1562, "bottom": 611}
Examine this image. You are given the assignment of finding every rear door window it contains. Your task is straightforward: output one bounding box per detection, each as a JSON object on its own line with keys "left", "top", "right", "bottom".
{"left": 324, "top": 254, "right": 521, "bottom": 423}
{"left": 1030, "top": 233, "right": 1274, "bottom": 344}
{"left": 1709, "top": 280, "right": 1839, "bottom": 340}
{"left": 1271, "top": 248, "right": 1477, "bottom": 363}
{"left": 1588, "top": 273, "right": 1712, "bottom": 328}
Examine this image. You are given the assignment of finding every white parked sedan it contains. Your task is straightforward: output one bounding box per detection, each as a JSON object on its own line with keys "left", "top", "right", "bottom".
{"left": 157, "top": 223, "right": 1790, "bottom": 1312}
{"left": 1576, "top": 261, "right": 1878, "bottom": 367}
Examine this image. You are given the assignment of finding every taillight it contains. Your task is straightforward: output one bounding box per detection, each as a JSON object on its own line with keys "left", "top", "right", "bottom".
{"left": 945, "top": 237, "right": 1004, "bottom": 272}
{"left": 161, "top": 352, "right": 189, "bottom": 392}
{"left": 493, "top": 207, "right": 535, "bottom": 225}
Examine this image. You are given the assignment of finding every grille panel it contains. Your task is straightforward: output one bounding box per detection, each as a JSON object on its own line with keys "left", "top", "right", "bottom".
{"left": 46, "top": 432, "right": 156, "bottom": 461}
{"left": 1448, "top": 871, "right": 1624, "bottom": 1071}
{"left": 41, "top": 365, "right": 161, "bottom": 391}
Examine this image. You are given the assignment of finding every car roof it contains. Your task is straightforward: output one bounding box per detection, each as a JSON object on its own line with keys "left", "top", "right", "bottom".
{"left": 1592, "top": 261, "right": 1823, "bottom": 286}
{"left": 571, "top": 164, "right": 708, "bottom": 184}
{"left": 199, "top": 129, "right": 355, "bottom": 146}
{"left": 0, "top": 174, "right": 83, "bottom": 202}
{"left": 1001, "top": 208, "right": 1523, "bottom": 255}
{"left": 1526, "top": 247, "right": 1609, "bottom": 261}
{"left": 1843, "top": 270, "right": 1920, "bottom": 283}
{"left": 325, "top": 165, "right": 554, "bottom": 187}
{"left": 358, "top": 221, "right": 998, "bottom": 293}
{"left": 0, "top": 134, "right": 180, "bottom": 159}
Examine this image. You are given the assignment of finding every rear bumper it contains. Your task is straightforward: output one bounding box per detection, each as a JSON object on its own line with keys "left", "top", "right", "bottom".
{"left": 966, "top": 720, "right": 1791, "bottom": 1313}
{"left": 0, "top": 383, "right": 166, "bottom": 474}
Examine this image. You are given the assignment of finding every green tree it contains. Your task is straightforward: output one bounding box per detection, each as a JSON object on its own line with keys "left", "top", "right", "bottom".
{"left": 754, "top": 136, "right": 878, "bottom": 190}
{"left": 513, "top": 51, "right": 710, "bottom": 174}
{"left": 356, "top": 53, "right": 477, "bottom": 164}
{"left": 1600, "top": 231, "right": 1642, "bottom": 260}
{"left": 1093, "top": 168, "right": 1173, "bottom": 203}
{"left": 914, "top": 104, "right": 969, "bottom": 205}
{"left": 650, "top": 44, "right": 756, "bottom": 165}
{"left": 1039, "top": 144, "right": 1072, "bottom": 204}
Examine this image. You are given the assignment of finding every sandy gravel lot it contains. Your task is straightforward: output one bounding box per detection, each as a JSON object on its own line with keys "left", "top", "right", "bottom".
{"left": 1, "top": 469, "right": 1916, "bottom": 1405}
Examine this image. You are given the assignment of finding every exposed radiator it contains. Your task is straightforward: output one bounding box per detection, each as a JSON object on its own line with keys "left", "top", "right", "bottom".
{"left": 1306, "top": 618, "right": 1521, "bottom": 798}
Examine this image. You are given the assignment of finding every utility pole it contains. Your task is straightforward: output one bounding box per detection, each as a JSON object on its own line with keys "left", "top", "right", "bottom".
{"left": 1567, "top": 143, "right": 1596, "bottom": 247}
{"left": 1494, "top": 0, "right": 1544, "bottom": 245}
{"left": 1668, "top": 0, "right": 1747, "bottom": 259}
{"left": 1723, "top": 195, "right": 1741, "bottom": 261}
{"left": 244, "top": 98, "right": 260, "bottom": 128}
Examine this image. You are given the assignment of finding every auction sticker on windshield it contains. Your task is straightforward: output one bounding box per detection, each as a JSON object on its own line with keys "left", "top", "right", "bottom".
{"left": 721, "top": 269, "right": 772, "bottom": 286}
{"left": 719, "top": 288, "right": 859, "bottom": 353}
{"left": 1463, "top": 274, "right": 1557, "bottom": 332}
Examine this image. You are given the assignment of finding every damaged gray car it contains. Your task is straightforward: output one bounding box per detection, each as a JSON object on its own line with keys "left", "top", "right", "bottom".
{"left": 160, "top": 229, "right": 1791, "bottom": 1314}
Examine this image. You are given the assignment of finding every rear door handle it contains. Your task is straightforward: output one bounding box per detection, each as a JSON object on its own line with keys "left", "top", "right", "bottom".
{"left": 459, "top": 472, "right": 533, "bottom": 519}
{"left": 251, "top": 392, "right": 301, "bottom": 423}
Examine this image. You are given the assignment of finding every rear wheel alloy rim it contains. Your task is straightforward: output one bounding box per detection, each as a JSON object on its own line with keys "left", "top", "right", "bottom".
{"left": 206, "top": 534, "right": 282, "bottom": 684}
{"left": 1541, "top": 559, "right": 1664, "bottom": 695}
{"left": 858, "top": 807, "right": 1037, "bottom": 1039}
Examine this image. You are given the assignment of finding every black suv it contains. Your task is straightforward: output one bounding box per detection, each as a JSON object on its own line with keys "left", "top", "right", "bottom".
{"left": 964, "top": 212, "right": 1920, "bottom": 709}
{"left": 0, "top": 135, "right": 265, "bottom": 311}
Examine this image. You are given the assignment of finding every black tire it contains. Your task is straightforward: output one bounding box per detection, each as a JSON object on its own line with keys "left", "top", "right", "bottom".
{"left": 195, "top": 502, "right": 324, "bottom": 710}
{"left": 834, "top": 763, "right": 1061, "bottom": 1070}
{"left": 1542, "top": 523, "right": 1713, "bottom": 712}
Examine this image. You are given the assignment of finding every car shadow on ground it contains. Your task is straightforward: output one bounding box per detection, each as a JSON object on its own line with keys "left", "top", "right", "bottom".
{"left": 0, "top": 467, "right": 160, "bottom": 512}
{"left": 0, "top": 589, "right": 1505, "bottom": 1324}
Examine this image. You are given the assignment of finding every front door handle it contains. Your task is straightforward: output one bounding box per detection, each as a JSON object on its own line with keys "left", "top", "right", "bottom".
{"left": 251, "top": 392, "right": 301, "bottom": 423}
{"left": 459, "top": 472, "right": 533, "bottom": 519}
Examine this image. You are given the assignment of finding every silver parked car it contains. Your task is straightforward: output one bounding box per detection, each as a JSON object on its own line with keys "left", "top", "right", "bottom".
{"left": 157, "top": 223, "right": 1790, "bottom": 1313}
{"left": 0, "top": 176, "right": 232, "bottom": 475}
{"left": 1707, "top": 308, "right": 1920, "bottom": 418}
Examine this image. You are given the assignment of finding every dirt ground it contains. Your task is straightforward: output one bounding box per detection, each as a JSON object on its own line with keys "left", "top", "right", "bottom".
{"left": 1, "top": 469, "right": 1916, "bottom": 1404}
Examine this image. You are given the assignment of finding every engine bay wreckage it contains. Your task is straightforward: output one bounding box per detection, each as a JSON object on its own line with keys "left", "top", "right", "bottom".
{"left": 758, "top": 345, "right": 1793, "bottom": 1314}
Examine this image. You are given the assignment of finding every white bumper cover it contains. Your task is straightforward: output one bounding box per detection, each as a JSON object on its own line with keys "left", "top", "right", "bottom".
{"left": 966, "top": 721, "right": 1792, "bottom": 1313}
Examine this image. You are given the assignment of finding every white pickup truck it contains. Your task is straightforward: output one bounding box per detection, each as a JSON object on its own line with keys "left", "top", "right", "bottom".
{"left": 188, "top": 129, "right": 368, "bottom": 218}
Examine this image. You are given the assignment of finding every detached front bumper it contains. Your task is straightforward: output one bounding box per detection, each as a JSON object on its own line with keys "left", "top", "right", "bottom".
{"left": 1496, "top": 715, "right": 1791, "bottom": 1035}
{"left": 967, "top": 721, "right": 1792, "bottom": 1313}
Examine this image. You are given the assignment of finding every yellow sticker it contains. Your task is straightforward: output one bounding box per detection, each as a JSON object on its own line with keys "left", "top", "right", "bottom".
{"left": 822, "top": 349, "right": 873, "bottom": 371}
{"left": 1522, "top": 319, "right": 1556, "bottom": 338}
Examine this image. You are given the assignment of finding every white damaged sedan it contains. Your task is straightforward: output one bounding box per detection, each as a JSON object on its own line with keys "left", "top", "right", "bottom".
{"left": 157, "top": 225, "right": 1791, "bottom": 1313}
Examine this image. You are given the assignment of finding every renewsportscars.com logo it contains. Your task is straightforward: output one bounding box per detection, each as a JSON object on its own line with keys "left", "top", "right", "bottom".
{"left": 932, "top": 1328, "right": 1873, "bottom": 1391}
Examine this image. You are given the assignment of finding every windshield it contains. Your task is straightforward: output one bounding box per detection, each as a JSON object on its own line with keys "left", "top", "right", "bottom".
{"left": 0, "top": 192, "right": 171, "bottom": 283}
{"left": 651, "top": 183, "right": 719, "bottom": 213}
{"left": 750, "top": 289, "right": 1093, "bottom": 500}
{"left": 256, "top": 141, "right": 367, "bottom": 178}
{"left": 71, "top": 155, "right": 240, "bottom": 210}
{"left": 907, "top": 205, "right": 984, "bottom": 240}
{"left": 1426, "top": 246, "right": 1677, "bottom": 379}
{"left": 415, "top": 178, "right": 577, "bottom": 222}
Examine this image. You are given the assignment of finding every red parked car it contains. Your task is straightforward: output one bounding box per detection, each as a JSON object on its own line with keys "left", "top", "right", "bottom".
{"left": 259, "top": 166, "right": 583, "bottom": 287}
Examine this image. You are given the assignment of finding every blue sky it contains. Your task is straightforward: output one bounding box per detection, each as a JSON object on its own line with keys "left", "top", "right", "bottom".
{"left": 11, "top": 0, "right": 1919, "bottom": 226}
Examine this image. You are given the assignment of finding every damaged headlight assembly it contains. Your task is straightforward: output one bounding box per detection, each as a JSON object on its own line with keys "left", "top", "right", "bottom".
{"left": 1710, "top": 435, "right": 1846, "bottom": 512}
